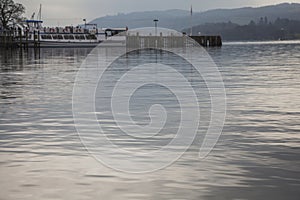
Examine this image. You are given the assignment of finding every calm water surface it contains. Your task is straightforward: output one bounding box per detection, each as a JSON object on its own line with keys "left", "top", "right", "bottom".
{"left": 0, "top": 42, "right": 300, "bottom": 199}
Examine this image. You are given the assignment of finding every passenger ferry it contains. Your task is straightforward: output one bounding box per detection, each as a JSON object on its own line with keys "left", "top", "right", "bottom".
{"left": 17, "top": 20, "right": 127, "bottom": 47}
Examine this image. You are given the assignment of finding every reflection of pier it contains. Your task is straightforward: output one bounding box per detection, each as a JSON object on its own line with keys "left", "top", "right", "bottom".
{"left": 126, "top": 33, "right": 222, "bottom": 48}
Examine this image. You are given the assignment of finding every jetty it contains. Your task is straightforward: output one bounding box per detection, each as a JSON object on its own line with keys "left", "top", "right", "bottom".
{"left": 126, "top": 33, "right": 222, "bottom": 49}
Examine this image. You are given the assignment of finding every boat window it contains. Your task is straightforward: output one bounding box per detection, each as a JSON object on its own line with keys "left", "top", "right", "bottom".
{"left": 75, "top": 35, "right": 86, "bottom": 40}
{"left": 57, "top": 35, "right": 63, "bottom": 40}
{"left": 106, "top": 31, "right": 112, "bottom": 36}
{"left": 86, "top": 35, "right": 97, "bottom": 40}
{"left": 41, "top": 35, "right": 52, "bottom": 39}
{"left": 64, "top": 35, "right": 74, "bottom": 40}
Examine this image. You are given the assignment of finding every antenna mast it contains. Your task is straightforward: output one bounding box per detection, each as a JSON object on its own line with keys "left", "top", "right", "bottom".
{"left": 38, "top": 4, "right": 42, "bottom": 21}
{"left": 190, "top": 5, "right": 193, "bottom": 36}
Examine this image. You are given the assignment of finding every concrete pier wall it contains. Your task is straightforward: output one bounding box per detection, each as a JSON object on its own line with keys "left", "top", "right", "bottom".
{"left": 126, "top": 34, "right": 222, "bottom": 48}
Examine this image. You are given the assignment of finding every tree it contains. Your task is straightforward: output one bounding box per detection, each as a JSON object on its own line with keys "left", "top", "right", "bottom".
{"left": 248, "top": 20, "right": 256, "bottom": 26}
{"left": 0, "top": 0, "right": 25, "bottom": 30}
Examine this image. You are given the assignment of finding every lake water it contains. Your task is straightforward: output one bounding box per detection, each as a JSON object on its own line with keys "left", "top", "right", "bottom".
{"left": 0, "top": 41, "right": 300, "bottom": 199}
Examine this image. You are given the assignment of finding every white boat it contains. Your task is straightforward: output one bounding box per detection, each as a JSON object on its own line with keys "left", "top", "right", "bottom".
{"left": 16, "top": 20, "right": 127, "bottom": 48}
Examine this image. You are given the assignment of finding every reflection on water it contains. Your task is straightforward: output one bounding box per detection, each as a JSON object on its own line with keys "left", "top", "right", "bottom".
{"left": 0, "top": 44, "right": 300, "bottom": 199}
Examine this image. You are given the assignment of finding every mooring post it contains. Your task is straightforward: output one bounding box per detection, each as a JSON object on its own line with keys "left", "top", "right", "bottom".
{"left": 38, "top": 30, "right": 40, "bottom": 48}
{"left": 4, "top": 31, "right": 7, "bottom": 49}
{"left": 25, "top": 31, "right": 28, "bottom": 49}
{"left": 9, "top": 31, "right": 12, "bottom": 49}
{"left": 33, "top": 30, "right": 36, "bottom": 49}
{"left": 19, "top": 29, "right": 22, "bottom": 49}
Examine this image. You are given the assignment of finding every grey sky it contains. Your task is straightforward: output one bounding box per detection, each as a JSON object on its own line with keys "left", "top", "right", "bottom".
{"left": 17, "top": 0, "right": 300, "bottom": 26}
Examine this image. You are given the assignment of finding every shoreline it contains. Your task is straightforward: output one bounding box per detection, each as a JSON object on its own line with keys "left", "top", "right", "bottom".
{"left": 223, "top": 40, "right": 300, "bottom": 45}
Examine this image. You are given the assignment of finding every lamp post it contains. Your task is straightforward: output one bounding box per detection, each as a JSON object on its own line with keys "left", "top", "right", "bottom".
{"left": 153, "top": 19, "right": 159, "bottom": 36}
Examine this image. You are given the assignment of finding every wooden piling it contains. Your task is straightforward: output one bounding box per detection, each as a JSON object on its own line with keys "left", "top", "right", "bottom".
{"left": 19, "top": 29, "right": 22, "bottom": 48}
{"left": 37, "top": 30, "right": 40, "bottom": 48}
{"left": 25, "top": 31, "right": 28, "bottom": 49}
{"left": 33, "top": 30, "right": 36, "bottom": 49}
{"left": 0, "top": 31, "right": 15, "bottom": 49}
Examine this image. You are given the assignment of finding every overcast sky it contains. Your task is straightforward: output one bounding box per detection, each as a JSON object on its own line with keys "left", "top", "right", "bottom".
{"left": 17, "top": 0, "right": 300, "bottom": 26}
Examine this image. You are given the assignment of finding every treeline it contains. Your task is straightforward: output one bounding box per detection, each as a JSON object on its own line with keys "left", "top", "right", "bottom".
{"left": 185, "top": 18, "right": 300, "bottom": 41}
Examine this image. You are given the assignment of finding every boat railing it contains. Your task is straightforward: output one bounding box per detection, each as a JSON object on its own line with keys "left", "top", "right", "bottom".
{"left": 38, "top": 33, "right": 98, "bottom": 41}
{"left": 40, "top": 27, "right": 98, "bottom": 35}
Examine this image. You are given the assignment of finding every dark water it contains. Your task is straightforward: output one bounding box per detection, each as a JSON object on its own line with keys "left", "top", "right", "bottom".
{"left": 0, "top": 42, "right": 300, "bottom": 199}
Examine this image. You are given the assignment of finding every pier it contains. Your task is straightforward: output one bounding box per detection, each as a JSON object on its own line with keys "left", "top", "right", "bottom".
{"left": 126, "top": 33, "right": 222, "bottom": 49}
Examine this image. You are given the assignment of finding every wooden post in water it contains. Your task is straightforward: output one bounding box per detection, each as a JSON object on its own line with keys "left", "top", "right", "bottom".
{"left": 25, "top": 31, "right": 28, "bottom": 49}
{"left": 7, "top": 31, "right": 10, "bottom": 48}
{"left": 9, "top": 31, "right": 12, "bottom": 48}
{"left": 38, "top": 30, "right": 40, "bottom": 48}
{"left": 19, "top": 29, "right": 22, "bottom": 48}
{"left": 3, "top": 31, "right": 7, "bottom": 49}
{"left": 33, "top": 30, "right": 36, "bottom": 49}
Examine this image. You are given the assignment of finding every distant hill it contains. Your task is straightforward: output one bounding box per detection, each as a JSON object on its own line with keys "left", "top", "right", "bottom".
{"left": 90, "top": 9, "right": 191, "bottom": 30}
{"left": 183, "top": 18, "right": 300, "bottom": 41}
{"left": 90, "top": 3, "right": 300, "bottom": 31}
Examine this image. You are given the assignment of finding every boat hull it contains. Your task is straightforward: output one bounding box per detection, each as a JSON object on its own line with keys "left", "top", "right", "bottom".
{"left": 18, "top": 40, "right": 126, "bottom": 48}
{"left": 20, "top": 40, "right": 102, "bottom": 48}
